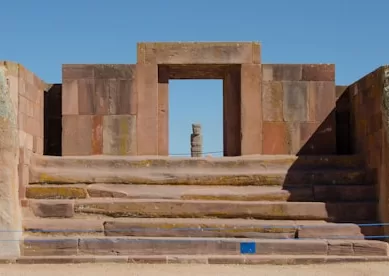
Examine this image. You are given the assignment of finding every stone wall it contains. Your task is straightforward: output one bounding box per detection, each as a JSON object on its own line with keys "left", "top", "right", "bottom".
{"left": 345, "top": 66, "right": 389, "bottom": 236}
{"left": 0, "top": 61, "right": 45, "bottom": 257}
{"left": 62, "top": 65, "right": 137, "bottom": 156}
{"left": 261, "top": 64, "right": 336, "bottom": 155}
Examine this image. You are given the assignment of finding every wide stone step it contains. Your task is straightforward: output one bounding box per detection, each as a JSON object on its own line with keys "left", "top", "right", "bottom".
{"left": 25, "top": 184, "right": 377, "bottom": 202}
{"left": 29, "top": 168, "right": 369, "bottom": 186}
{"left": 24, "top": 218, "right": 379, "bottom": 239}
{"left": 31, "top": 154, "right": 364, "bottom": 171}
{"left": 22, "top": 236, "right": 389, "bottom": 257}
{"left": 27, "top": 199, "right": 377, "bottom": 221}
{"left": 14, "top": 255, "right": 389, "bottom": 265}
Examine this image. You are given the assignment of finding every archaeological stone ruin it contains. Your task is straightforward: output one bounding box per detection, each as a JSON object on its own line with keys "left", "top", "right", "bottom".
{"left": 1, "top": 42, "right": 389, "bottom": 263}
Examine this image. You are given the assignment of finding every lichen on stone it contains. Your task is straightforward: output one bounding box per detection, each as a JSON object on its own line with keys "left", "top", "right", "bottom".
{"left": 0, "top": 65, "right": 16, "bottom": 124}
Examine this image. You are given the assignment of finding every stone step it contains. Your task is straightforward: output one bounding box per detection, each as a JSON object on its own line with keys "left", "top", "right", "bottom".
{"left": 25, "top": 184, "right": 377, "bottom": 202}
{"left": 31, "top": 154, "right": 364, "bottom": 171}
{"left": 30, "top": 167, "right": 369, "bottom": 186}
{"left": 24, "top": 218, "right": 380, "bottom": 239}
{"left": 13, "top": 255, "right": 389, "bottom": 265}
{"left": 21, "top": 236, "right": 389, "bottom": 257}
{"left": 26, "top": 199, "right": 377, "bottom": 221}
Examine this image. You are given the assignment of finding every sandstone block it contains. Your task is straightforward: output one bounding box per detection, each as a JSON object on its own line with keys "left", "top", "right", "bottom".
{"left": 254, "top": 240, "right": 328, "bottom": 255}
{"left": 262, "top": 64, "right": 273, "bottom": 81}
{"left": 138, "top": 42, "right": 260, "bottom": 64}
{"left": 62, "top": 64, "right": 94, "bottom": 80}
{"left": 92, "top": 115, "right": 103, "bottom": 154}
{"left": 353, "top": 241, "right": 389, "bottom": 256}
{"left": 262, "top": 122, "right": 288, "bottom": 154}
{"left": 297, "top": 223, "right": 363, "bottom": 239}
{"left": 328, "top": 240, "right": 354, "bottom": 256}
{"left": 30, "top": 200, "right": 74, "bottom": 218}
{"left": 23, "top": 218, "right": 104, "bottom": 235}
{"left": 76, "top": 78, "right": 96, "bottom": 115}
{"left": 136, "top": 64, "right": 158, "bottom": 155}
{"left": 103, "top": 115, "right": 137, "bottom": 155}
{"left": 262, "top": 81, "right": 283, "bottom": 121}
{"left": 26, "top": 185, "right": 88, "bottom": 199}
{"left": 283, "top": 81, "right": 308, "bottom": 122}
{"left": 22, "top": 237, "right": 78, "bottom": 256}
{"left": 94, "top": 64, "right": 136, "bottom": 80}
{"left": 240, "top": 64, "right": 262, "bottom": 155}
{"left": 272, "top": 64, "right": 302, "bottom": 81}
{"left": 62, "top": 80, "right": 79, "bottom": 115}
{"left": 302, "top": 64, "right": 335, "bottom": 81}
{"left": 308, "top": 81, "right": 336, "bottom": 122}
{"left": 62, "top": 115, "right": 93, "bottom": 156}
{"left": 79, "top": 237, "right": 239, "bottom": 255}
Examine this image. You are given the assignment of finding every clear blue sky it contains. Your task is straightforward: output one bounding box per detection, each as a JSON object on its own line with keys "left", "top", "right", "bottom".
{"left": 1, "top": 0, "right": 388, "bottom": 156}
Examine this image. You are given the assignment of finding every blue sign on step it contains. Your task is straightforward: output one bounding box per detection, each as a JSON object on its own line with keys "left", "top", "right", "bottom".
{"left": 240, "top": 242, "right": 256, "bottom": 254}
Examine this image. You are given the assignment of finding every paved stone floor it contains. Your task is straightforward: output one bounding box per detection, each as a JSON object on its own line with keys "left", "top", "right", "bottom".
{"left": 0, "top": 263, "right": 388, "bottom": 276}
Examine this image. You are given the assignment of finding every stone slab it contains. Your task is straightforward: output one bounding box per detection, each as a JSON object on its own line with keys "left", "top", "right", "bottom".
{"left": 137, "top": 42, "right": 260, "bottom": 64}
{"left": 30, "top": 200, "right": 74, "bottom": 218}
{"left": 102, "top": 115, "right": 136, "bottom": 155}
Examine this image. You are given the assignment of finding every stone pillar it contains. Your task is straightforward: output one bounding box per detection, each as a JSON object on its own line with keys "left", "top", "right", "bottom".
{"left": 191, "top": 123, "right": 202, "bottom": 157}
{"left": 0, "top": 64, "right": 22, "bottom": 257}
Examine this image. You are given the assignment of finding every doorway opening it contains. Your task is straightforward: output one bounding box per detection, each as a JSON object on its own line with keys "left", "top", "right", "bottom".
{"left": 169, "top": 80, "right": 223, "bottom": 157}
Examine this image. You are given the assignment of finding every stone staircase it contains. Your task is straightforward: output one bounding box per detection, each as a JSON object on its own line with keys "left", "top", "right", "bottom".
{"left": 20, "top": 154, "right": 389, "bottom": 264}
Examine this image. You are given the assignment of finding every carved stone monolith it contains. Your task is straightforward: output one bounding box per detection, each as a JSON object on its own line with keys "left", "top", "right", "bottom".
{"left": 191, "top": 123, "right": 202, "bottom": 157}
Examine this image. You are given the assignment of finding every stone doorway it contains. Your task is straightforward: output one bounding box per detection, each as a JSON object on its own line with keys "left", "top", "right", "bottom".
{"left": 136, "top": 42, "right": 262, "bottom": 157}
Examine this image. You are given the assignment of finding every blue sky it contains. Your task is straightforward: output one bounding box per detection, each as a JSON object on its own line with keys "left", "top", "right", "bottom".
{"left": 1, "top": 0, "right": 388, "bottom": 156}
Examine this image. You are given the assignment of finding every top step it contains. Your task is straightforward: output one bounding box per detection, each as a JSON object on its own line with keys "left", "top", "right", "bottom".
{"left": 32, "top": 154, "right": 364, "bottom": 171}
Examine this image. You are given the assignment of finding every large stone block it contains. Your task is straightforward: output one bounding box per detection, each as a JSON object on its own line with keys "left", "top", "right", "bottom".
{"left": 273, "top": 65, "right": 302, "bottom": 81}
{"left": 308, "top": 81, "right": 336, "bottom": 122}
{"left": 136, "top": 64, "right": 158, "bottom": 155}
{"left": 62, "top": 64, "right": 94, "bottom": 80}
{"left": 262, "top": 81, "right": 283, "bottom": 121}
{"left": 103, "top": 115, "right": 137, "bottom": 155}
{"left": 62, "top": 80, "right": 79, "bottom": 115}
{"left": 240, "top": 64, "right": 262, "bottom": 155}
{"left": 137, "top": 42, "right": 260, "bottom": 64}
{"left": 62, "top": 115, "right": 93, "bottom": 155}
{"left": 283, "top": 81, "right": 308, "bottom": 122}
{"left": 77, "top": 79, "right": 96, "bottom": 115}
{"left": 262, "top": 122, "right": 287, "bottom": 154}
{"left": 302, "top": 64, "right": 335, "bottom": 81}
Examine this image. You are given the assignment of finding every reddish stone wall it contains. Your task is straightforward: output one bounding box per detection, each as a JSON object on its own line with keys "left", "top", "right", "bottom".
{"left": 345, "top": 66, "right": 389, "bottom": 234}
{"left": 2, "top": 62, "right": 45, "bottom": 200}
{"left": 261, "top": 64, "right": 336, "bottom": 155}
{"left": 62, "top": 65, "right": 137, "bottom": 156}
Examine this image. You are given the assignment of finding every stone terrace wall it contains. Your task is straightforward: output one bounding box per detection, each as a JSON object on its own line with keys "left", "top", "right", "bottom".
{"left": 346, "top": 66, "right": 389, "bottom": 236}
{"left": 62, "top": 64, "right": 137, "bottom": 156}
{"left": 261, "top": 64, "right": 336, "bottom": 155}
{"left": 1, "top": 62, "right": 45, "bottom": 200}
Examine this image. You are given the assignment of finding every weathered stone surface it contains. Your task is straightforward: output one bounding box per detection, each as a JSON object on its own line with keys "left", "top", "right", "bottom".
{"left": 22, "top": 237, "right": 78, "bottom": 256}
{"left": 328, "top": 240, "right": 354, "bottom": 256}
{"left": 77, "top": 79, "right": 95, "bottom": 115}
{"left": 62, "top": 80, "right": 79, "bottom": 115}
{"left": 62, "top": 115, "right": 93, "bottom": 155}
{"left": 0, "top": 62, "right": 22, "bottom": 257}
{"left": 262, "top": 122, "right": 288, "bottom": 154}
{"left": 103, "top": 218, "right": 298, "bottom": 238}
{"left": 254, "top": 239, "right": 328, "bottom": 255}
{"left": 26, "top": 185, "right": 88, "bottom": 199}
{"left": 302, "top": 64, "right": 335, "bottom": 81}
{"left": 308, "top": 81, "right": 336, "bottom": 122}
{"left": 136, "top": 64, "right": 158, "bottom": 155}
{"left": 262, "top": 81, "right": 283, "bottom": 121}
{"left": 23, "top": 218, "right": 104, "bottom": 235}
{"left": 73, "top": 199, "right": 332, "bottom": 219}
{"left": 102, "top": 115, "right": 137, "bottom": 155}
{"left": 78, "top": 237, "right": 239, "bottom": 255}
{"left": 297, "top": 223, "right": 363, "bottom": 239}
{"left": 240, "top": 64, "right": 262, "bottom": 155}
{"left": 313, "top": 185, "right": 376, "bottom": 201}
{"left": 30, "top": 200, "right": 74, "bottom": 218}
{"left": 353, "top": 241, "right": 389, "bottom": 256}
{"left": 137, "top": 42, "right": 260, "bottom": 64}
{"left": 30, "top": 154, "right": 365, "bottom": 171}
{"left": 62, "top": 64, "right": 94, "bottom": 80}
{"left": 272, "top": 65, "right": 302, "bottom": 81}
{"left": 283, "top": 81, "right": 308, "bottom": 121}
{"left": 86, "top": 184, "right": 312, "bottom": 201}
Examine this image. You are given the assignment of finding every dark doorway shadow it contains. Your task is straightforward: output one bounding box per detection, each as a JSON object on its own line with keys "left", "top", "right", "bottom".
{"left": 44, "top": 84, "right": 62, "bottom": 156}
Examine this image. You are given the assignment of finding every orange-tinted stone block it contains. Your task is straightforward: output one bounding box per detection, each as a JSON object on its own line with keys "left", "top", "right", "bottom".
{"left": 262, "top": 81, "right": 283, "bottom": 121}
{"left": 302, "top": 64, "right": 335, "bottom": 81}
{"left": 262, "top": 122, "right": 287, "bottom": 154}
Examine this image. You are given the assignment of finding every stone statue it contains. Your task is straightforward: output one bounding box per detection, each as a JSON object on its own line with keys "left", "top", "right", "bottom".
{"left": 191, "top": 123, "right": 202, "bottom": 157}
